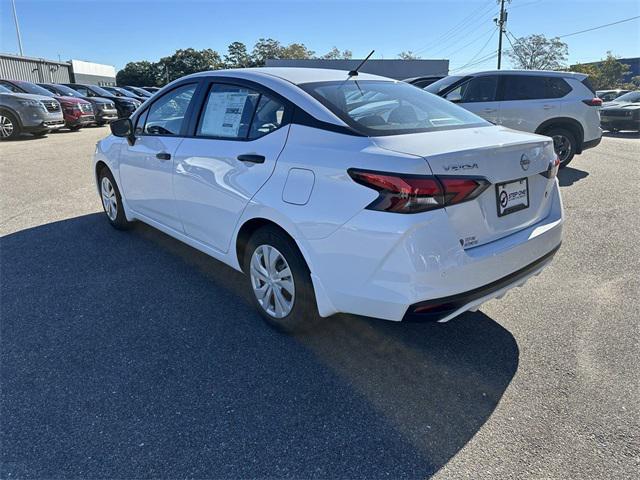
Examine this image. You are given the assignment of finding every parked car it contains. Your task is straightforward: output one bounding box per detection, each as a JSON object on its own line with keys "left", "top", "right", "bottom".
{"left": 63, "top": 83, "right": 141, "bottom": 118}
{"left": 426, "top": 70, "right": 602, "bottom": 166}
{"left": 101, "top": 85, "right": 147, "bottom": 103}
{"left": 404, "top": 75, "right": 445, "bottom": 88}
{"left": 596, "top": 89, "right": 630, "bottom": 102}
{"left": 599, "top": 90, "right": 640, "bottom": 132}
{"left": 141, "top": 86, "right": 160, "bottom": 94}
{"left": 95, "top": 68, "right": 563, "bottom": 331}
{"left": 121, "top": 85, "right": 154, "bottom": 99}
{"left": 38, "top": 83, "right": 118, "bottom": 126}
{"left": 0, "top": 79, "right": 94, "bottom": 131}
{"left": 0, "top": 84, "right": 64, "bottom": 139}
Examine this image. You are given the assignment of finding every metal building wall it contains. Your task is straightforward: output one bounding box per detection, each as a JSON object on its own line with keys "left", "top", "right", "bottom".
{"left": 0, "top": 54, "right": 71, "bottom": 83}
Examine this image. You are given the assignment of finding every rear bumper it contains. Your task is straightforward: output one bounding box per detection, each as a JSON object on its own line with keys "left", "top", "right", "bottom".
{"left": 405, "top": 243, "right": 560, "bottom": 321}
{"left": 307, "top": 180, "right": 564, "bottom": 321}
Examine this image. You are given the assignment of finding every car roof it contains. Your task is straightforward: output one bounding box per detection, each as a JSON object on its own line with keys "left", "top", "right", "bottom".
{"left": 187, "top": 67, "right": 392, "bottom": 85}
{"left": 461, "top": 69, "right": 587, "bottom": 79}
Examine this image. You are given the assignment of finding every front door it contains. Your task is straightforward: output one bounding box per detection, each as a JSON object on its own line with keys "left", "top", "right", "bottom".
{"left": 173, "top": 83, "right": 290, "bottom": 253}
{"left": 445, "top": 75, "right": 500, "bottom": 124}
{"left": 118, "top": 83, "right": 197, "bottom": 231}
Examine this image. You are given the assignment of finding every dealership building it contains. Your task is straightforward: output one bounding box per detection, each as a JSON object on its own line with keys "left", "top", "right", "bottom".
{"left": 0, "top": 53, "right": 116, "bottom": 86}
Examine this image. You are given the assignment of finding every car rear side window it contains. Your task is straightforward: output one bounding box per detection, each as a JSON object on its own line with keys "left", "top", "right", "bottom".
{"left": 143, "top": 83, "right": 196, "bottom": 136}
{"left": 196, "top": 84, "right": 285, "bottom": 140}
{"left": 503, "top": 75, "right": 572, "bottom": 100}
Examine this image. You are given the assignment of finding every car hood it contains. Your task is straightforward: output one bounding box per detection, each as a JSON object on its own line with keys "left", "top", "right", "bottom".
{"left": 602, "top": 101, "right": 640, "bottom": 110}
{"left": 89, "top": 97, "right": 116, "bottom": 106}
{"left": 0, "top": 92, "right": 55, "bottom": 102}
{"left": 55, "top": 95, "right": 91, "bottom": 105}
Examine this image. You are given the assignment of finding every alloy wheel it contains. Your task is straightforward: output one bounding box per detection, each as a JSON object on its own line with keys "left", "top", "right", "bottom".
{"left": 0, "top": 115, "right": 14, "bottom": 138}
{"left": 250, "top": 245, "right": 295, "bottom": 318}
{"left": 101, "top": 176, "right": 118, "bottom": 221}
{"left": 552, "top": 134, "right": 572, "bottom": 164}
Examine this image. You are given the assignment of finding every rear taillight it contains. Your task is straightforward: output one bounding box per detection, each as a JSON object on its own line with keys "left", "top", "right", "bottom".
{"left": 348, "top": 169, "right": 490, "bottom": 214}
{"left": 582, "top": 98, "right": 603, "bottom": 107}
{"left": 540, "top": 155, "right": 560, "bottom": 179}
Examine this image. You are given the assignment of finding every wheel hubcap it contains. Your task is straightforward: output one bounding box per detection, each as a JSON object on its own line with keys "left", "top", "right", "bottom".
{"left": 101, "top": 177, "right": 118, "bottom": 221}
{"left": 0, "top": 115, "right": 14, "bottom": 138}
{"left": 552, "top": 134, "right": 572, "bottom": 163}
{"left": 250, "top": 245, "right": 295, "bottom": 318}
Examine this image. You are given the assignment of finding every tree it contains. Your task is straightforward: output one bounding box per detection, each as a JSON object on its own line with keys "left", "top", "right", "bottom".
{"left": 397, "top": 51, "right": 421, "bottom": 60}
{"left": 116, "top": 61, "right": 160, "bottom": 87}
{"left": 251, "top": 38, "right": 284, "bottom": 66}
{"left": 224, "top": 41, "right": 252, "bottom": 68}
{"left": 320, "top": 47, "right": 353, "bottom": 60}
{"left": 280, "top": 43, "right": 315, "bottom": 60}
{"left": 571, "top": 52, "right": 631, "bottom": 89}
{"left": 158, "top": 48, "right": 223, "bottom": 83}
{"left": 507, "top": 34, "right": 568, "bottom": 70}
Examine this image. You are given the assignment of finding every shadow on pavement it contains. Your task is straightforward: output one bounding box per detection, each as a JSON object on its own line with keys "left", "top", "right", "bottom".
{"left": 558, "top": 166, "right": 589, "bottom": 187}
{"left": 1, "top": 214, "right": 519, "bottom": 479}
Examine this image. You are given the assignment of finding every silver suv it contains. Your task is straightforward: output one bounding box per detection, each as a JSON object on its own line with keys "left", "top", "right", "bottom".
{"left": 0, "top": 84, "right": 64, "bottom": 140}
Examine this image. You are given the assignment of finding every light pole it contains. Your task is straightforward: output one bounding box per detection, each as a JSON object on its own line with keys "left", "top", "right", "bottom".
{"left": 10, "top": 0, "right": 24, "bottom": 56}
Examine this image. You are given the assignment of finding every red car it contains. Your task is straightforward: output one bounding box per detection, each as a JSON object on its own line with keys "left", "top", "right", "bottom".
{"left": 0, "top": 79, "right": 95, "bottom": 130}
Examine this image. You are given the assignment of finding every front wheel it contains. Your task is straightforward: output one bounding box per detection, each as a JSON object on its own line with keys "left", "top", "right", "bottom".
{"left": 0, "top": 111, "right": 20, "bottom": 140}
{"left": 546, "top": 127, "right": 576, "bottom": 168}
{"left": 244, "top": 226, "right": 320, "bottom": 333}
{"left": 98, "top": 167, "right": 132, "bottom": 230}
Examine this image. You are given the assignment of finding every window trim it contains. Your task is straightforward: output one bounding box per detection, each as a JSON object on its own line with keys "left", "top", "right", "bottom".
{"left": 190, "top": 78, "right": 293, "bottom": 142}
{"left": 133, "top": 81, "right": 200, "bottom": 138}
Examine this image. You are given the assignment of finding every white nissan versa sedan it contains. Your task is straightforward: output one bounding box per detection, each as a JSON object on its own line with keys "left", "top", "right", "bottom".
{"left": 95, "top": 68, "right": 563, "bottom": 331}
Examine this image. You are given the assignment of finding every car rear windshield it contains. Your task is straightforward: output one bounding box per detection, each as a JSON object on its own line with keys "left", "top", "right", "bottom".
{"left": 300, "top": 80, "right": 489, "bottom": 136}
{"left": 614, "top": 91, "right": 640, "bottom": 103}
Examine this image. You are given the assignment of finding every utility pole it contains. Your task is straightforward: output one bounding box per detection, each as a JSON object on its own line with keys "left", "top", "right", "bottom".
{"left": 10, "top": 0, "right": 24, "bottom": 56}
{"left": 496, "top": 0, "right": 508, "bottom": 69}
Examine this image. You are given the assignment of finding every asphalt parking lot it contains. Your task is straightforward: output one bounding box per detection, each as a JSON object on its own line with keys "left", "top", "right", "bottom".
{"left": 1, "top": 127, "right": 638, "bottom": 479}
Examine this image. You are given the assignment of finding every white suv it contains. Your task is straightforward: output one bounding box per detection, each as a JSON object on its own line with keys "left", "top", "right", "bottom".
{"left": 426, "top": 70, "right": 603, "bottom": 166}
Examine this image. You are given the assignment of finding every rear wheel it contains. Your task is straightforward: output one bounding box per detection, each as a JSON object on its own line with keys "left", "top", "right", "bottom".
{"left": 98, "top": 167, "right": 132, "bottom": 230}
{"left": 0, "top": 111, "right": 20, "bottom": 140}
{"left": 244, "top": 226, "right": 320, "bottom": 333}
{"left": 546, "top": 127, "right": 576, "bottom": 168}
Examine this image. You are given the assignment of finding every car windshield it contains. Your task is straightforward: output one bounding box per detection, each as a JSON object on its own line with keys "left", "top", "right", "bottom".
{"left": 89, "top": 85, "right": 115, "bottom": 97}
{"left": 300, "top": 80, "right": 489, "bottom": 136}
{"left": 14, "top": 81, "right": 54, "bottom": 97}
{"left": 614, "top": 91, "right": 640, "bottom": 103}
{"left": 424, "top": 75, "right": 469, "bottom": 95}
{"left": 115, "top": 87, "right": 140, "bottom": 98}
{"left": 49, "top": 84, "right": 83, "bottom": 98}
{"left": 0, "top": 85, "right": 11, "bottom": 93}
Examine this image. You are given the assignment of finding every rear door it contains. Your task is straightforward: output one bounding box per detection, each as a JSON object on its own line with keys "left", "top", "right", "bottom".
{"left": 498, "top": 75, "right": 571, "bottom": 132}
{"left": 445, "top": 75, "right": 500, "bottom": 124}
{"left": 172, "top": 81, "right": 290, "bottom": 253}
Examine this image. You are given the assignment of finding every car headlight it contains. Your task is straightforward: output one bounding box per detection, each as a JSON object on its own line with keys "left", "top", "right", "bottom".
{"left": 18, "top": 99, "right": 44, "bottom": 108}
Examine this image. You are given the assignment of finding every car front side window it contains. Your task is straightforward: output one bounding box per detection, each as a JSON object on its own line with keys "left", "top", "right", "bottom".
{"left": 446, "top": 76, "right": 498, "bottom": 103}
{"left": 143, "top": 83, "right": 196, "bottom": 136}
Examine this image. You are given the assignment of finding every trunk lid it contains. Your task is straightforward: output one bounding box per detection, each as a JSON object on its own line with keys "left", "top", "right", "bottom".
{"left": 372, "top": 125, "right": 557, "bottom": 247}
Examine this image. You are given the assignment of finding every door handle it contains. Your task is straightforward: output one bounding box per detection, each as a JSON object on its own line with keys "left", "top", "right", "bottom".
{"left": 543, "top": 105, "right": 554, "bottom": 110}
{"left": 156, "top": 152, "right": 171, "bottom": 161}
{"left": 237, "top": 154, "right": 265, "bottom": 164}
{"left": 483, "top": 108, "right": 497, "bottom": 113}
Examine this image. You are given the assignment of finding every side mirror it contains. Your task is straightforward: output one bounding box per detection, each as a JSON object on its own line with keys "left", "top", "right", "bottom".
{"left": 446, "top": 92, "right": 463, "bottom": 103}
{"left": 110, "top": 118, "right": 135, "bottom": 145}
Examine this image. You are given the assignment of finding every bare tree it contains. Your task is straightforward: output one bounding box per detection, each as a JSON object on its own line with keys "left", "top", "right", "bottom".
{"left": 507, "top": 34, "right": 568, "bottom": 70}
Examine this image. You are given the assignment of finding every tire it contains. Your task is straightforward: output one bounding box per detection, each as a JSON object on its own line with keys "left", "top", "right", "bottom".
{"left": 32, "top": 130, "right": 49, "bottom": 137}
{"left": 98, "top": 167, "right": 132, "bottom": 230}
{"left": 0, "top": 111, "right": 20, "bottom": 140}
{"left": 545, "top": 127, "right": 577, "bottom": 168}
{"left": 244, "top": 225, "right": 320, "bottom": 333}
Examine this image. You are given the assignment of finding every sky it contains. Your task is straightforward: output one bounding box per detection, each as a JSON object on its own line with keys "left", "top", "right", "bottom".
{"left": 1, "top": 0, "right": 639, "bottom": 72}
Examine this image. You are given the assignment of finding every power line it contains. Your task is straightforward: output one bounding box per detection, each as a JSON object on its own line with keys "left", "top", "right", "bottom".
{"left": 412, "top": 0, "right": 497, "bottom": 56}
{"left": 450, "top": 52, "right": 499, "bottom": 72}
{"left": 558, "top": 15, "right": 640, "bottom": 38}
